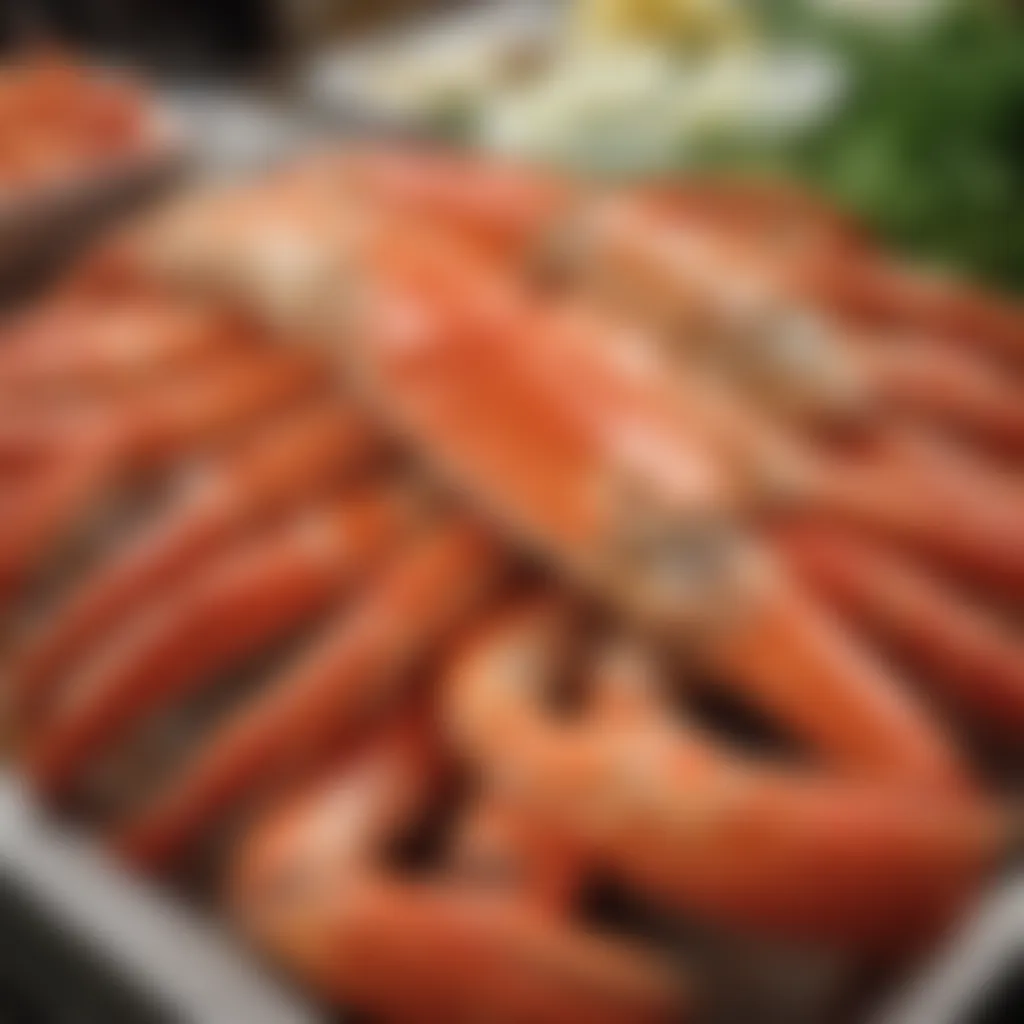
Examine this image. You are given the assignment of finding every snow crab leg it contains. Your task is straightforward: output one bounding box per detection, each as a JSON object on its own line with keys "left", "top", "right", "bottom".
{"left": 444, "top": 598, "right": 1012, "bottom": 952}
{"left": 24, "top": 484, "right": 412, "bottom": 800}
{"left": 111, "top": 520, "right": 506, "bottom": 871}
{"left": 7, "top": 401, "right": 384, "bottom": 730}
{"left": 333, "top": 226, "right": 974, "bottom": 790}
{"left": 225, "top": 715, "right": 685, "bottom": 1023}
{"left": 0, "top": 293, "right": 248, "bottom": 401}
{"left": 0, "top": 344, "right": 327, "bottom": 612}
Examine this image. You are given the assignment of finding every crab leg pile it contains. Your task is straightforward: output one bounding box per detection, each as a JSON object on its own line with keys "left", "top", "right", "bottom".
{"left": 1, "top": 145, "right": 1021, "bottom": 1022}
{"left": 0, "top": 50, "right": 158, "bottom": 197}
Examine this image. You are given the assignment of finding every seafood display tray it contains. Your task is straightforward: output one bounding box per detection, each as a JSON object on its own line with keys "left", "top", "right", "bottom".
{"left": 0, "top": 767, "right": 1019, "bottom": 1024}
{"left": 0, "top": 76, "right": 1019, "bottom": 1024}
{"left": 0, "top": 774, "right": 319, "bottom": 1024}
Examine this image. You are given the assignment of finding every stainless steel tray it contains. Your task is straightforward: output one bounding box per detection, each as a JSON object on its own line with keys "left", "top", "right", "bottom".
{"left": 2, "top": 763, "right": 1019, "bottom": 1024}
{"left": 0, "top": 775, "right": 321, "bottom": 1024}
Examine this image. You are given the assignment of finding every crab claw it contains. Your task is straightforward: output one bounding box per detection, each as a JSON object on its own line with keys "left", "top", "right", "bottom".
{"left": 446, "top": 599, "right": 1008, "bottom": 954}
{"left": 227, "top": 720, "right": 685, "bottom": 1024}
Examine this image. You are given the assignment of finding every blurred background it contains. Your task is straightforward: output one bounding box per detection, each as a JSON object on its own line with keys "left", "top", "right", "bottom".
{"left": 2, "top": 0, "right": 1022, "bottom": 289}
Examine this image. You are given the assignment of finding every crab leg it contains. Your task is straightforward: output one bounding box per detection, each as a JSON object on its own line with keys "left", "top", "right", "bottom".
{"left": 645, "top": 179, "right": 1024, "bottom": 365}
{"left": 546, "top": 304, "right": 1024, "bottom": 599}
{"left": 330, "top": 146, "right": 860, "bottom": 271}
{"left": 9, "top": 403, "right": 383, "bottom": 729}
{"left": 448, "top": 636, "right": 659, "bottom": 914}
{"left": 705, "top": 563, "right": 970, "bottom": 791}
{"left": 811, "top": 435, "right": 1024, "bottom": 598}
{"left": 336, "top": 147, "right": 1024, "bottom": 449}
{"left": 226, "top": 718, "right": 683, "bottom": 1023}
{"left": 584, "top": 188, "right": 1024, "bottom": 368}
{"left": 24, "top": 487, "right": 410, "bottom": 801}
{"left": 346, "top": 234, "right": 968, "bottom": 790}
{"left": 446, "top": 599, "right": 1008, "bottom": 952}
{"left": 865, "top": 338, "right": 1024, "bottom": 454}
{"left": 0, "top": 296, "right": 247, "bottom": 399}
{"left": 0, "top": 347, "right": 326, "bottom": 611}
{"left": 627, "top": 174, "right": 865, "bottom": 251}
{"left": 112, "top": 520, "right": 505, "bottom": 871}
{"left": 330, "top": 146, "right": 572, "bottom": 262}
{"left": 119, "top": 347, "right": 327, "bottom": 465}
{"left": 0, "top": 432, "right": 122, "bottom": 608}
{"left": 328, "top": 157, "right": 1024, "bottom": 598}
{"left": 584, "top": 196, "right": 1024, "bottom": 451}
{"left": 535, "top": 301, "right": 1023, "bottom": 601}
{"left": 798, "top": 245, "right": 1024, "bottom": 366}
{"left": 0, "top": 409, "right": 97, "bottom": 470}
{"left": 882, "top": 430, "right": 1024, "bottom": 523}
{"left": 0, "top": 347, "right": 322, "bottom": 474}
{"left": 775, "top": 522, "right": 1024, "bottom": 739}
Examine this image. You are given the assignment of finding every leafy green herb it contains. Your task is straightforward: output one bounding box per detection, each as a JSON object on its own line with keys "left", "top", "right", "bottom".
{"left": 775, "top": 1, "right": 1024, "bottom": 290}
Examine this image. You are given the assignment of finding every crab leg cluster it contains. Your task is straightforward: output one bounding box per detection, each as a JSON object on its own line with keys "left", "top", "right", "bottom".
{"left": 1, "top": 258, "right": 683, "bottom": 1021}
{"left": 0, "top": 50, "right": 156, "bottom": 194}
{"left": 227, "top": 716, "right": 684, "bottom": 1024}
{"left": 445, "top": 600, "right": 1005, "bottom": 951}
{"left": 316, "top": 147, "right": 1024, "bottom": 734}
{"left": 1, "top": 144, "right": 1021, "bottom": 1022}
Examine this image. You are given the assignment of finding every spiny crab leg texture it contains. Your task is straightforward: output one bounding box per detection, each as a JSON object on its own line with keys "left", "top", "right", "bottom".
{"left": 9, "top": 402, "right": 384, "bottom": 730}
{"left": 444, "top": 599, "right": 1010, "bottom": 952}
{"left": 226, "top": 718, "right": 684, "bottom": 1024}
{"left": 341, "top": 231, "right": 970, "bottom": 791}
{"left": 112, "top": 521, "right": 506, "bottom": 872}
{"left": 25, "top": 486, "right": 412, "bottom": 800}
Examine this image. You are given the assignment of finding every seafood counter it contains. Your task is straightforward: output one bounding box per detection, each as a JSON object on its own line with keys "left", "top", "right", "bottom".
{"left": 0, "top": 144, "right": 1021, "bottom": 1023}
